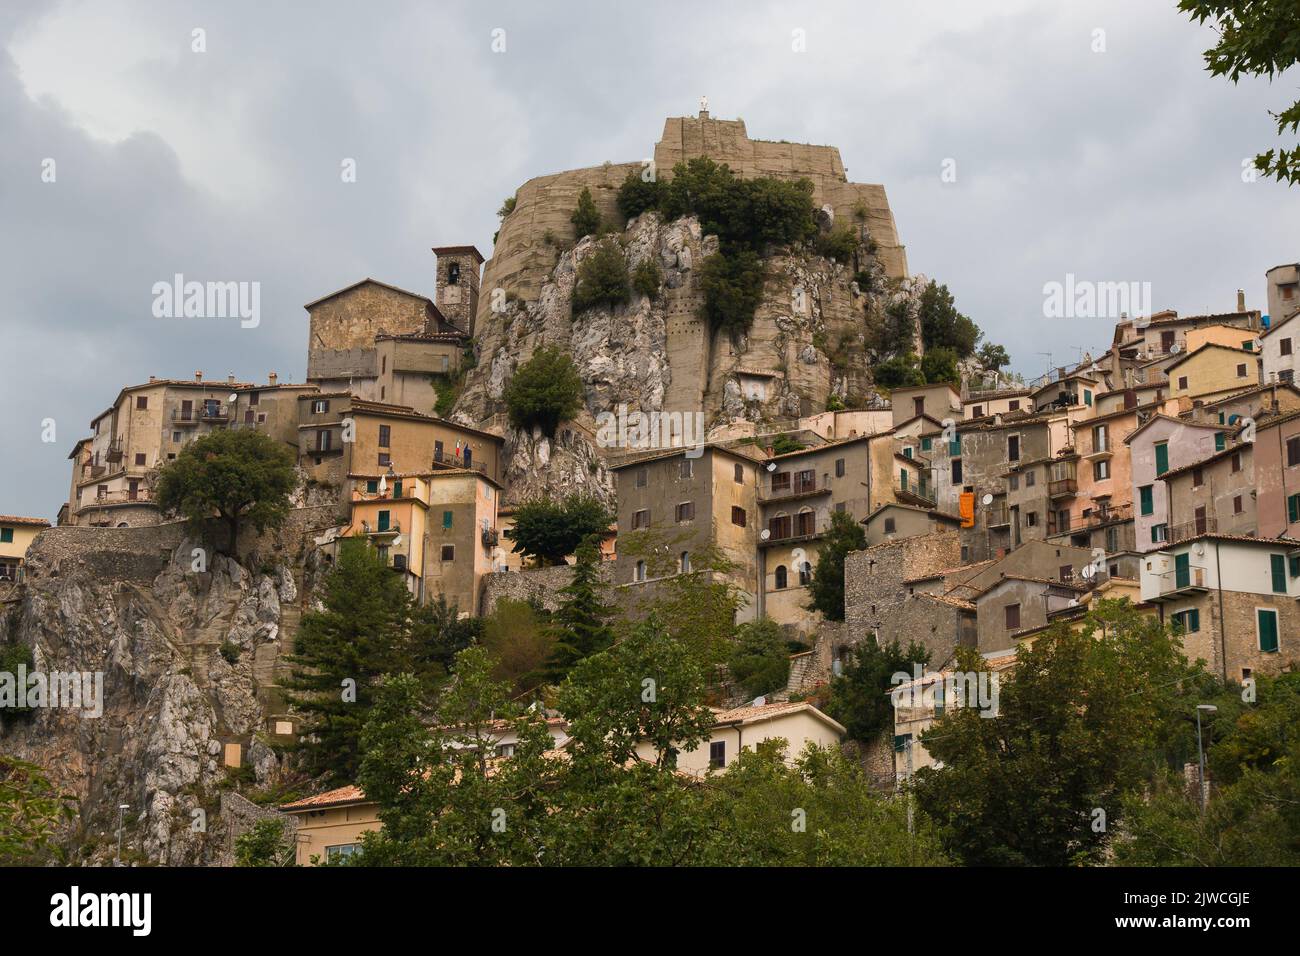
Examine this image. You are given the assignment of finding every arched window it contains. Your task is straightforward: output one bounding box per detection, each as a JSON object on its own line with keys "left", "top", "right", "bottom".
{"left": 635, "top": 560, "right": 647, "bottom": 582}
{"left": 799, "top": 561, "right": 812, "bottom": 586}
{"left": 774, "top": 565, "right": 788, "bottom": 589}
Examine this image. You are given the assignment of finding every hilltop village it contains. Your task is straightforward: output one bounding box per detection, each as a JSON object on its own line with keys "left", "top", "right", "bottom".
{"left": 2, "top": 112, "right": 1299, "bottom": 865}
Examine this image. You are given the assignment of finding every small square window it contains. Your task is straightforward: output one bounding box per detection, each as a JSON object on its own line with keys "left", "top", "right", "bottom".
{"left": 709, "top": 741, "right": 726, "bottom": 769}
{"left": 135, "top": 396, "right": 148, "bottom": 410}
{"left": 441, "top": 544, "right": 455, "bottom": 562}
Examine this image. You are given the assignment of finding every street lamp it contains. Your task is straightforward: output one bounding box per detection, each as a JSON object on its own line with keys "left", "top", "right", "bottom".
{"left": 115, "top": 804, "right": 129, "bottom": 866}
{"left": 1195, "top": 705, "right": 1217, "bottom": 812}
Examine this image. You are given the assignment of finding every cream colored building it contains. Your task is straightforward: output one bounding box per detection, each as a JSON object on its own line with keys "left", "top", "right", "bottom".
{"left": 0, "top": 515, "right": 50, "bottom": 581}
{"left": 633, "top": 701, "right": 846, "bottom": 777}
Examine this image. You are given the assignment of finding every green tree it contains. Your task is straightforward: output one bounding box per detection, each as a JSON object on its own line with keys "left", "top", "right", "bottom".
{"left": 1179, "top": 0, "right": 1300, "bottom": 185}
{"left": 284, "top": 539, "right": 443, "bottom": 784}
{"left": 508, "top": 494, "right": 613, "bottom": 566}
{"left": 503, "top": 346, "right": 585, "bottom": 437}
{"left": 631, "top": 257, "right": 662, "bottom": 299}
{"left": 154, "top": 427, "right": 297, "bottom": 553}
{"left": 234, "top": 817, "right": 294, "bottom": 866}
{"left": 921, "top": 346, "right": 960, "bottom": 385}
{"left": 976, "top": 341, "right": 1010, "bottom": 371}
{"left": 480, "top": 598, "right": 554, "bottom": 694}
{"left": 918, "top": 280, "right": 981, "bottom": 357}
{"left": 824, "top": 637, "right": 932, "bottom": 744}
{"left": 616, "top": 170, "right": 664, "bottom": 222}
{"left": 571, "top": 238, "right": 631, "bottom": 313}
{"left": 815, "top": 224, "right": 860, "bottom": 265}
{"left": 0, "top": 640, "right": 35, "bottom": 719}
{"left": 913, "top": 601, "right": 1196, "bottom": 865}
{"left": 806, "top": 509, "right": 867, "bottom": 621}
{"left": 728, "top": 617, "right": 793, "bottom": 699}
{"left": 570, "top": 186, "right": 602, "bottom": 238}
{"left": 545, "top": 541, "right": 616, "bottom": 682}
{"left": 699, "top": 246, "right": 766, "bottom": 340}
{"left": 0, "top": 756, "right": 73, "bottom": 865}
{"left": 873, "top": 353, "right": 926, "bottom": 389}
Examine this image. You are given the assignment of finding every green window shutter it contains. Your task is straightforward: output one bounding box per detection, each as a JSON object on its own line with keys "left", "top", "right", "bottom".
{"left": 1084, "top": 389, "right": 1093, "bottom": 406}
{"left": 900, "top": 470, "right": 909, "bottom": 492}
{"left": 0, "top": 528, "right": 11, "bottom": 544}
{"left": 1155, "top": 443, "right": 1169, "bottom": 475}
{"left": 1215, "top": 432, "right": 1225, "bottom": 452}
{"left": 377, "top": 510, "right": 390, "bottom": 532}
{"left": 442, "top": 510, "right": 453, "bottom": 529}
{"left": 893, "top": 733, "right": 912, "bottom": 753}
{"left": 366, "top": 480, "right": 378, "bottom": 493}
{"left": 1258, "top": 610, "right": 1279, "bottom": 653}
{"left": 1271, "top": 554, "right": 1287, "bottom": 593}
{"left": 1139, "top": 485, "right": 1154, "bottom": 516}
{"left": 1289, "top": 494, "right": 1300, "bottom": 524}
{"left": 1290, "top": 555, "right": 1300, "bottom": 578}
{"left": 921, "top": 437, "right": 932, "bottom": 451}
{"left": 1175, "top": 552, "right": 1190, "bottom": 589}
{"left": 904, "top": 446, "right": 913, "bottom": 458}
{"left": 1189, "top": 608, "right": 1200, "bottom": 632}
{"left": 1218, "top": 412, "right": 1225, "bottom": 424}
{"left": 949, "top": 437, "right": 961, "bottom": 457}
{"left": 392, "top": 480, "right": 402, "bottom": 498}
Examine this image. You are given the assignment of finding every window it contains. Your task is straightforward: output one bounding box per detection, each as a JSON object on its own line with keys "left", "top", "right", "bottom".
{"left": 1289, "top": 493, "right": 1300, "bottom": 524}
{"left": 1005, "top": 604, "right": 1021, "bottom": 629}
{"left": 1282, "top": 338, "right": 1293, "bottom": 356}
{"left": 366, "top": 479, "right": 379, "bottom": 493}
{"left": 1083, "top": 389, "right": 1092, "bottom": 406}
{"left": 949, "top": 435, "right": 961, "bottom": 457}
{"left": 376, "top": 510, "right": 390, "bottom": 532}
{"left": 172, "top": 431, "right": 181, "bottom": 443}
{"left": 1271, "top": 554, "right": 1287, "bottom": 594}
{"left": 771, "top": 471, "right": 791, "bottom": 492}
{"left": 679, "top": 551, "right": 691, "bottom": 573}
{"left": 903, "top": 446, "right": 913, "bottom": 459}
{"left": 675, "top": 501, "right": 694, "bottom": 522}
{"left": 1216, "top": 432, "right": 1227, "bottom": 452}
{"left": 315, "top": 429, "right": 332, "bottom": 451}
{"left": 634, "top": 560, "right": 647, "bottom": 582}
{"left": 1171, "top": 608, "right": 1201, "bottom": 633}
{"left": 378, "top": 453, "right": 391, "bottom": 467}
{"left": 913, "top": 397, "right": 925, "bottom": 417}
{"left": 1025, "top": 471, "right": 1035, "bottom": 487}
{"left": 680, "top": 459, "right": 692, "bottom": 479}
{"left": 835, "top": 458, "right": 846, "bottom": 478}
{"left": 1192, "top": 467, "right": 1203, "bottom": 487}
{"left": 1008, "top": 435, "right": 1020, "bottom": 461}
{"left": 379, "top": 425, "right": 391, "bottom": 447}
{"left": 774, "top": 565, "right": 788, "bottom": 589}
{"left": 636, "top": 467, "right": 647, "bottom": 488}
{"left": 495, "top": 743, "right": 516, "bottom": 758}
{"left": 326, "top": 844, "right": 360, "bottom": 861}
{"left": 731, "top": 506, "right": 747, "bottom": 527}
{"left": 1026, "top": 511, "right": 1037, "bottom": 527}
{"left": 1152, "top": 523, "right": 1168, "bottom": 543}
{"left": 136, "top": 396, "right": 148, "bottom": 410}
{"left": 1009, "top": 400, "right": 1020, "bottom": 411}
{"left": 1290, "top": 554, "right": 1300, "bottom": 578}
{"left": 921, "top": 437, "right": 932, "bottom": 452}
{"left": 951, "top": 458, "right": 963, "bottom": 483}
{"left": 440, "top": 544, "right": 455, "bottom": 562}
{"left": 974, "top": 405, "right": 984, "bottom": 417}
{"left": 1154, "top": 442, "right": 1169, "bottom": 476}
{"left": 392, "top": 480, "right": 402, "bottom": 498}
{"left": 709, "top": 741, "right": 726, "bottom": 769}
{"left": 1009, "top": 474, "right": 1019, "bottom": 491}
{"left": 734, "top": 463, "right": 744, "bottom": 483}
{"left": 883, "top": 517, "right": 896, "bottom": 534}
{"left": 442, "top": 510, "right": 453, "bottom": 529}
{"left": 1093, "top": 460, "right": 1110, "bottom": 481}
{"left": 1139, "top": 485, "right": 1154, "bottom": 516}
{"left": 1093, "top": 424, "right": 1108, "bottom": 452}
{"left": 1194, "top": 506, "right": 1207, "bottom": 535}
{"left": 1230, "top": 452, "right": 1241, "bottom": 473}
{"left": 1234, "top": 495, "right": 1243, "bottom": 515}
{"left": 799, "top": 561, "right": 812, "bottom": 586}
{"left": 1236, "top": 363, "right": 1248, "bottom": 377}
{"left": 0, "top": 528, "right": 11, "bottom": 544}
{"left": 1258, "top": 608, "right": 1280, "bottom": 653}
{"left": 312, "top": 400, "right": 329, "bottom": 414}
{"left": 1288, "top": 437, "right": 1300, "bottom": 467}
{"left": 249, "top": 392, "right": 259, "bottom": 406}
{"left": 134, "top": 453, "right": 146, "bottom": 467}
{"left": 633, "top": 509, "right": 649, "bottom": 530}
{"left": 1177, "top": 376, "right": 1188, "bottom": 390}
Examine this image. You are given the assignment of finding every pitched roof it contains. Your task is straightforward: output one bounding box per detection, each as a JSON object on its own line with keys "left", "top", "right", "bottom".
{"left": 280, "top": 784, "right": 368, "bottom": 811}
{"left": 710, "top": 701, "right": 847, "bottom": 735}
{"left": 1164, "top": 341, "right": 1258, "bottom": 373}
{"left": 304, "top": 277, "right": 435, "bottom": 311}
{"left": 0, "top": 515, "right": 50, "bottom": 527}
{"left": 862, "top": 502, "right": 962, "bottom": 526}
{"left": 1122, "top": 412, "right": 1220, "bottom": 445}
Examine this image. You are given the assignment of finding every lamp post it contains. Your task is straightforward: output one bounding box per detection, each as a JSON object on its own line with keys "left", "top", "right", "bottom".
{"left": 1195, "top": 705, "right": 1217, "bottom": 811}
{"left": 115, "top": 803, "right": 129, "bottom": 866}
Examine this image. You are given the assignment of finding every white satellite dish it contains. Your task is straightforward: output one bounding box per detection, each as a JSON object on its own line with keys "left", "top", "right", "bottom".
{"left": 765, "top": 461, "right": 777, "bottom": 472}
{"left": 392, "top": 534, "right": 402, "bottom": 547}
{"left": 1081, "top": 564, "right": 1096, "bottom": 580}
{"left": 981, "top": 493, "right": 993, "bottom": 506}
{"left": 760, "top": 529, "right": 771, "bottom": 540}
{"left": 1169, "top": 343, "right": 1181, "bottom": 354}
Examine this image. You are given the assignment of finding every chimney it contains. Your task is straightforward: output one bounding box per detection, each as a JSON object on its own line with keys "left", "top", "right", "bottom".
{"left": 1237, "top": 289, "right": 1246, "bottom": 312}
{"left": 268, "top": 372, "right": 278, "bottom": 386}
{"left": 148, "top": 376, "right": 157, "bottom": 383}
{"left": 195, "top": 371, "right": 203, "bottom": 382}
{"left": 227, "top": 373, "right": 236, "bottom": 385}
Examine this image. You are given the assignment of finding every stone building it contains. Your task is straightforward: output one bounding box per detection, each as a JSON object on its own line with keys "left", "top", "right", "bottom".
{"left": 1141, "top": 533, "right": 1300, "bottom": 682}
{"left": 609, "top": 445, "right": 761, "bottom": 622}
{"left": 1265, "top": 263, "right": 1299, "bottom": 328}
{"left": 862, "top": 502, "right": 962, "bottom": 548}
{"left": 430, "top": 245, "right": 484, "bottom": 336}
{"left": 973, "top": 574, "right": 1092, "bottom": 654}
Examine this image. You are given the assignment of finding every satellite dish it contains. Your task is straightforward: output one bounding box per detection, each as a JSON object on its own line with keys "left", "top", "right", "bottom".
{"left": 981, "top": 493, "right": 993, "bottom": 506}
{"left": 765, "top": 461, "right": 777, "bottom": 472}
{"left": 1081, "top": 564, "right": 1096, "bottom": 580}
{"left": 760, "top": 529, "right": 771, "bottom": 540}
{"left": 228, "top": 393, "right": 238, "bottom": 404}
{"left": 392, "top": 534, "right": 402, "bottom": 547}
{"left": 1169, "top": 343, "right": 1181, "bottom": 354}
{"left": 752, "top": 696, "right": 766, "bottom": 707}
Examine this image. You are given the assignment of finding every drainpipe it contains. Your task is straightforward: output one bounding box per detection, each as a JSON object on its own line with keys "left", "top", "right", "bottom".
{"left": 1214, "top": 540, "right": 1228, "bottom": 682}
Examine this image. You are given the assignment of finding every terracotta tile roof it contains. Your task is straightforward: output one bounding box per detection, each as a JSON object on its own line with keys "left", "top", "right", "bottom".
{"left": 0, "top": 516, "right": 51, "bottom": 527}
{"left": 974, "top": 574, "right": 1091, "bottom": 597}
{"left": 917, "top": 591, "right": 977, "bottom": 612}
{"left": 280, "top": 784, "right": 367, "bottom": 811}
{"left": 710, "top": 701, "right": 846, "bottom": 735}
{"left": 904, "top": 558, "right": 995, "bottom": 584}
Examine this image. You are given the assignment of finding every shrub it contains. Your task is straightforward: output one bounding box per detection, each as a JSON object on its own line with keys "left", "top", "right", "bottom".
{"left": 570, "top": 186, "right": 601, "bottom": 239}
{"left": 728, "top": 618, "right": 794, "bottom": 698}
{"left": 815, "top": 224, "right": 860, "bottom": 265}
{"left": 219, "top": 640, "right": 240, "bottom": 665}
{"left": 503, "top": 346, "right": 585, "bottom": 437}
{"left": 767, "top": 433, "right": 805, "bottom": 455}
{"left": 631, "top": 258, "right": 662, "bottom": 299}
{"left": 616, "top": 170, "right": 664, "bottom": 222}
{"left": 508, "top": 494, "right": 614, "bottom": 565}
{"left": 921, "top": 346, "right": 961, "bottom": 385}
{"left": 699, "top": 246, "right": 765, "bottom": 340}
{"left": 572, "top": 239, "right": 630, "bottom": 314}
{"left": 873, "top": 353, "right": 925, "bottom": 389}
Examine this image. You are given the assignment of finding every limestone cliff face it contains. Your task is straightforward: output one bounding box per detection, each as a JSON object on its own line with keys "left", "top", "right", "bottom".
{"left": 0, "top": 524, "right": 311, "bottom": 865}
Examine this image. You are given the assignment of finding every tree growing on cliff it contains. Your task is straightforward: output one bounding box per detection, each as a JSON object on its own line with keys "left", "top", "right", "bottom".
{"left": 1178, "top": 0, "right": 1300, "bottom": 185}
{"left": 571, "top": 186, "right": 602, "bottom": 239}
{"left": 503, "top": 345, "right": 585, "bottom": 437}
{"left": 154, "top": 428, "right": 296, "bottom": 554}
{"left": 284, "top": 539, "right": 444, "bottom": 784}
{"left": 806, "top": 509, "right": 867, "bottom": 622}
{"left": 571, "top": 239, "right": 631, "bottom": 314}
{"left": 727, "top": 617, "right": 794, "bottom": 699}
{"left": 616, "top": 170, "right": 664, "bottom": 222}
{"left": 507, "top": 495, "right": 613, "bottom": 566}
{"left": 0, "top": 756, "right": 74, "bottom": 865}
{"left": 921, "top": 346, "right": 961, "bottom": 386}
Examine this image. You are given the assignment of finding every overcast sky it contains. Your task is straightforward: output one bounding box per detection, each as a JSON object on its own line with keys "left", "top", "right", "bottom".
{"left": 2, "top": 0, "right": 1297, "bottom": 521}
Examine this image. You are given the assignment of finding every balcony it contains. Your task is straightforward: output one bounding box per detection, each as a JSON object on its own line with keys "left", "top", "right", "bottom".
{"left": 1168, "top": 514, "right": 1217, "bottom": 544}
{"left": 896, "top": 480, "right": 937, "bottom": 509}
{"left": 432, "top": 448, "right": 487, "bottom": 474}
{"left": 481, "top": 527, "right": 499, "bottom": 548}
{"left": 80, "top": 488, "right": 154, "bottom": 509}
{"left": 986, "top": 504, "right": 1011, "bottom": 528}
{"left": 760, "top": 515, "right": 824, "bottom": 547}
{"left": 1048, "top": 478, "right": 1078, "bottom": 499}
{"left": 105, "top": 440, "right": 124, "bottom": 463}
{"left": 761, "top": 474, "right": 830, "bottom": 503}
{"left": 1084, "top": 502, "right": 1133, "bottom": 528}
{"left": 1149, "top": 564, "right": 1210, "bottom": 601}
{"left": 361, "top": 518, "right": 401, "bottom": 537}
{"left": 173, "top": 404, "right": 230, "bottom": 425}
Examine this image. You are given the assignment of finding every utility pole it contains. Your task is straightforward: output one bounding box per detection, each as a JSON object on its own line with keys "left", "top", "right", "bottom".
{"left": 1196, "top": 704, "right": 1217, "bottom": 812}
{"left": 905, "top": 736, "right": 915, "bottom": 865}
{"left": 115, "top": 803, "right": 129, "bottom": 866}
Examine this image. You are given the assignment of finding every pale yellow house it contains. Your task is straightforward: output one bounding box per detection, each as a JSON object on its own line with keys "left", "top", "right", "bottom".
{"left": 280, "top": 786, "right": 377, "bottom": 865}
{"left": 634, "top": 701, "right": 846, "bottom": 777}
{"left": 1166, "top": 343, "right": 1260, "bottom": 403}
{"left": 0, "top": 515, "right": 50, "bottom": 581}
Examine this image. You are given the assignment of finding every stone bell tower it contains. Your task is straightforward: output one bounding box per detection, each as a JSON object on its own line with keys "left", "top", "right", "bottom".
{"left": 431, "top": 245, "right": 484, "bottom": 337}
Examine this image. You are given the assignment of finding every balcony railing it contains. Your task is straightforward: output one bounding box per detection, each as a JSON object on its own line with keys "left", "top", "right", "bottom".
{"left": 105, "top": 440, "right": 124, "bottom": 463}
{"left": 432, "top": 449, "right": 487, "bottom": 474}
{"left": 362, "top": 519, "right": 401, "bottom": 536}
{"left": 761, "top": 516, "right": 824, "bottom": 546}
{"left": 896, "top": 480, "right": 937, "bottom": 507}
{"left": 482, "top": 527, "right": 499, "bottom": 547}
{"left": 81, "top": 488, "right": 154, "bottom": 507}
{"left": 1168, "top": 515, "right": 1217, "bottom": 544}
{"left": 762, "top": 474, "right": 829, "bottom": 501}
{"left": 1048, "top": 478, "right": 1078, "bottom": 499}
{"left": 1084, "top": 502, "right": 1133, "bottom": 527}
{"left": 986, "top": 505, "right": 1011, "bottom": 527}
{"left": 173, "top": 404, "right": 230, "bottom": 424}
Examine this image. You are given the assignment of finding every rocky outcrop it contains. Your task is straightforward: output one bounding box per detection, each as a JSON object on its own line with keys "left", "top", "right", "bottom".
{"left": 0, "top": 523, "right": 307, "bottom": 865}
